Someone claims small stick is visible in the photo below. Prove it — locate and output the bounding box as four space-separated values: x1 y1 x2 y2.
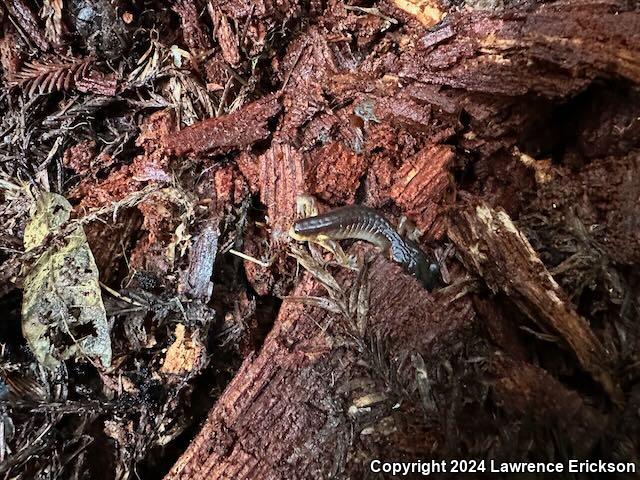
228 248 274 267
99 282 147 308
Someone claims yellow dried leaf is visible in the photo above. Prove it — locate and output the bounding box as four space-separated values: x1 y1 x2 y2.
22 193 112 370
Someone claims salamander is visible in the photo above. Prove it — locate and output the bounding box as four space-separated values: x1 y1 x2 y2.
290 205 440 291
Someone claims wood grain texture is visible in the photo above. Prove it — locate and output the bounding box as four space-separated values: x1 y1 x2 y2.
165 253 476 479
164 95 281 156
397 3 640 97
447 201 622 404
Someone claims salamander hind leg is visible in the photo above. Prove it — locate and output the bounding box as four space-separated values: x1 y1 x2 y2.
295 194 319 218
397 216 423 242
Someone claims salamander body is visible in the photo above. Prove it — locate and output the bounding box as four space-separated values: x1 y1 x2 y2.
290 205 440 291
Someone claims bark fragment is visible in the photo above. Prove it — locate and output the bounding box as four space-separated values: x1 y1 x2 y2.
2 0 50 51
173 0 212 52
212 10 241 66
390 144 453 237
164 95 282 156
306 141 368 205
178 221 219 302
161 324 207 378
72 110 174 210
258 142 306 239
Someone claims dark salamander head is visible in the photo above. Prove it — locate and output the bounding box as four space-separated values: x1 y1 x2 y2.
414 255 441 292
391 239 441 292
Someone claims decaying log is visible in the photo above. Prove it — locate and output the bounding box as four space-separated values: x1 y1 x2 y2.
164 244 609 478
398 2 640 97
447 201 622 404
165 253 477 479
490 357 608 458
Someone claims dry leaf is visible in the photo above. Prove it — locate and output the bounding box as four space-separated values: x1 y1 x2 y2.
41 0 64 46
21 192 112 370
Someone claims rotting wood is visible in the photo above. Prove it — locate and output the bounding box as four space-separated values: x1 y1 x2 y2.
178 220 219 301
306 141 368 206
1 0 639 477
164 252 478 479
164 94 282 156
397 2 640 97
164 246 612 479
490 357 608 458
389 143 453 239
258 142 306 240
2 0 50 51
172 0 212 52
447 201 623 404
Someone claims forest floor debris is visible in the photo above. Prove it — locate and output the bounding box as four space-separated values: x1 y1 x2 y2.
0 0 639 479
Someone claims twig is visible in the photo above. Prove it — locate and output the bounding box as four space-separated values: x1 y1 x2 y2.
228 248 274 268
100 282 148 308
215 76 234 116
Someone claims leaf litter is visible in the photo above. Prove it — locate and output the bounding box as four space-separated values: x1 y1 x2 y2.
0 0 639 478
21 192 111 370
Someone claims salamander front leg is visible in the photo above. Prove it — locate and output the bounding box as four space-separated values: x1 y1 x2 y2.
313 236 359 271
290 195 358 270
